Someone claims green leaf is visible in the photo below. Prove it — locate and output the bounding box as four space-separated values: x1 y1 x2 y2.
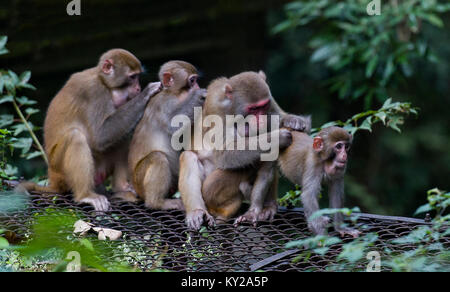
0 237 9 248
19 71 31 84
0 115 14 128
12 137 33 154
25 108 40 116
16 96 37 106
375 112 387 125
8 70 19 85
0 95 13 105
365 56 378 78
414 204 433 215
0 36 7 49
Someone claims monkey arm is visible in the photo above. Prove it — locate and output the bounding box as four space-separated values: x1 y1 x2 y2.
92 83 160 152
328 178 345 227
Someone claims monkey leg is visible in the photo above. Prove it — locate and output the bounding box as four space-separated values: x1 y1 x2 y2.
139 151 183 210
179 151 215 230
202 169 243 222
110 151 139 203
235 162 276 226
301 177 329 235
58 129 110 211
328 180 360 238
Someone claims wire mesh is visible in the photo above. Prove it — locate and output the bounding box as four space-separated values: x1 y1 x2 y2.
0 191 448 271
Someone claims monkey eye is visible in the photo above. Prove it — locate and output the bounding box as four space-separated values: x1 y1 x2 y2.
189 75 197 86
129 74 139 80
335 143 343 150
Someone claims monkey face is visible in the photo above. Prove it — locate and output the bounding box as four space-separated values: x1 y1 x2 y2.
324 140 351 177
126 73 142 100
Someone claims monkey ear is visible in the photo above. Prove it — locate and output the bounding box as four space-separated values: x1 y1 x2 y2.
258 70 267 81
162 72 174 88
102 59 114 75
313 137 324 152
224 84 233 99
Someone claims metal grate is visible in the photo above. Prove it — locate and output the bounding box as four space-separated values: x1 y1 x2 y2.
0 191 448 271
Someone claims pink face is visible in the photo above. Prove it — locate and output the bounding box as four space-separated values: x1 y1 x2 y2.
324 141 351 176
127 73 141 99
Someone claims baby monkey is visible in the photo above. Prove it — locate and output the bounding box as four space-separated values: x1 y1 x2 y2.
278 126 360 237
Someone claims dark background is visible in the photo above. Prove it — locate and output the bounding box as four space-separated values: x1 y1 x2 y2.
1 0 449 218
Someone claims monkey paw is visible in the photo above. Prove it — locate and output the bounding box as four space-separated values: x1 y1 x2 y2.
234 208 262 227
144 82 163 100
80 194 110 212
337 227 361 238
186 209 215 231
258 203 277 221
308 216 330 235
282 115 309 132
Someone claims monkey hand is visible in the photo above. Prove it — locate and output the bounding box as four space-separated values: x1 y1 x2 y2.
281 114 311 133
79 194 110 212
186 209 215 231
142 82 163 102
278 129 293 149
308 216 330 235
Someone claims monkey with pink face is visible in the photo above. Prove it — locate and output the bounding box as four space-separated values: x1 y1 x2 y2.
279 126 360 237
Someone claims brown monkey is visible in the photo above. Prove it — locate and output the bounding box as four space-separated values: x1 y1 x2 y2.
179 71 310 230
17 49 162 211
278 126 360 237
129 61 206 210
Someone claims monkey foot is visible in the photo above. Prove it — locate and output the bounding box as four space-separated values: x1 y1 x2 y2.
259 203 277 221
234 209 261 227
79 194 110 212
337 228 361 238
186 209 215 231
111 191 140 203
308 216 330 235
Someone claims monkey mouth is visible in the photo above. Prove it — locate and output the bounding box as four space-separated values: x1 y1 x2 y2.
335 161 346 168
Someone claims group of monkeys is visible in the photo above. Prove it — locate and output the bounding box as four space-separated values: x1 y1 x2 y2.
18 49 359 237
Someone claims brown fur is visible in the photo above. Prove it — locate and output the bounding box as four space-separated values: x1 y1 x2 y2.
180 71 308 230
278 126 358 237
129 60 205 210
17 49 161 211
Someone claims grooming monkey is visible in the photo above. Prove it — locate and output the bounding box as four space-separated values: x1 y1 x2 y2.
129 61 206 210
278 126 360 237
179 71 311 230
17 49 162 211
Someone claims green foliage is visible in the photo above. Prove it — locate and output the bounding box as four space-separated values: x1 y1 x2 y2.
314 98 418 136
273 0 450 108
0 129 18 181
0 36 47 167
284 188 450 271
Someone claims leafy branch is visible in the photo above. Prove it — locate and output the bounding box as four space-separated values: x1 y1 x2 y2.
313 98 418 136
0 36 48 165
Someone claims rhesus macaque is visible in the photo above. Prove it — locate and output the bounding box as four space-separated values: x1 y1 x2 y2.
129 61 206 210
278 126 360 237
179 71 311 230
17 49 162 211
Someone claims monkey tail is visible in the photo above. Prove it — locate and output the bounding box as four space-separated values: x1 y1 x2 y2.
14 181 57 196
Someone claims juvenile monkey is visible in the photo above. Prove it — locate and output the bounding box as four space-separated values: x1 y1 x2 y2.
129 61 206 210
17 49 162 211
179 71 310 230
278 126 360 237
